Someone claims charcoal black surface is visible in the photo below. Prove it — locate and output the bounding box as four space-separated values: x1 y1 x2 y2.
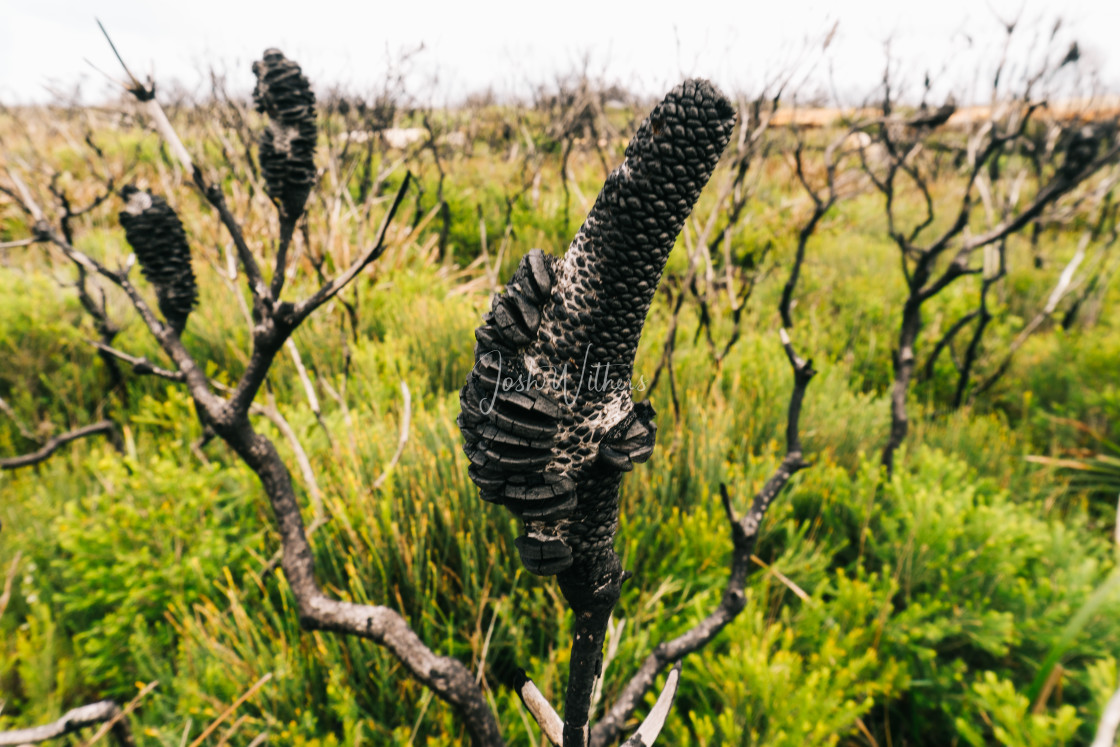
252 48 317 221
459 80 736 577
118 186 198 334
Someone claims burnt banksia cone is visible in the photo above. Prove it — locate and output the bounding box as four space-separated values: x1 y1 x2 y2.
252 49 317 223
1058 124 1102 179
119 186 198 334
459 80 736 580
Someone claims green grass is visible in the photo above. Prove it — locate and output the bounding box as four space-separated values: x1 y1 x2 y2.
1 103 1119 746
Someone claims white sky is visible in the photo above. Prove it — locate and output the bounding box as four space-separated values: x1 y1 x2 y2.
1 0 1118 106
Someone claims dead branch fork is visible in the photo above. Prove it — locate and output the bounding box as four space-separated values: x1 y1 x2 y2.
859 81 1120 474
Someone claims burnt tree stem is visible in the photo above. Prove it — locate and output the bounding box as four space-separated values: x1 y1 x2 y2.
882 294 921 474
271 217 297 300
559 555 624 747
216 420 504 745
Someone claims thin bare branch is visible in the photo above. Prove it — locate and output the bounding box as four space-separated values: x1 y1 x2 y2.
0 701 129 747
99 24 267 309
371 380 412 491
0 421 115 470
590 330 815 747
5 167 46 222
90 341 185 382
289 172 411 326
922 310 980 380
780 126 851 328
514 671 565 746
972 227 1094 398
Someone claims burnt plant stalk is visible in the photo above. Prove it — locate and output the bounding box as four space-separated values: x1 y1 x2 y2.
460 79 735 746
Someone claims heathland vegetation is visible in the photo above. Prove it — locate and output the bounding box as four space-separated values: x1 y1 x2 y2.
2 30 1120 746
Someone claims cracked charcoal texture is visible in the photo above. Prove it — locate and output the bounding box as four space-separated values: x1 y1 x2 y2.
459 79 735 577
253 49 317 221
118 186 198 334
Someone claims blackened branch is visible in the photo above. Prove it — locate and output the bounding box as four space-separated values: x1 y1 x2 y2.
288 172 411 326
922 309 980 380
89 341 187 382
780 127 852 329
0 420 116 470
197 176 269 310
219 424 503 745
589 330 815 747
41 173 126 394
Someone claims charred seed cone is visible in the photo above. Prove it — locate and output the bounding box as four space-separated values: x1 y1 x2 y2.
1058 124 1106 179
119 186 198 334
252 48 317 221
459 79 736 578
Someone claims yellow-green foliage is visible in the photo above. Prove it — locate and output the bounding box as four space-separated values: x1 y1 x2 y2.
1 103 1118 746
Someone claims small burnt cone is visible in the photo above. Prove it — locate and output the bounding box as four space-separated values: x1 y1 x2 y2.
1058 124 1104 179
118 186 198 334
252 48 317 221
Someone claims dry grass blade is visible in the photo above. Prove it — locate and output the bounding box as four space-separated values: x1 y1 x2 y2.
371 379 411 491
187 673 273 747
78 680 158 747
750 554 813 603
0 552 21 622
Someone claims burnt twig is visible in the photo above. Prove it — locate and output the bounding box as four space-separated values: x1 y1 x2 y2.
589 329 815 747
0 421 116 470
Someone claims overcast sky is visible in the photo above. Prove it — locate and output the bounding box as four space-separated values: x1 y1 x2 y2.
1 0 1117 106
